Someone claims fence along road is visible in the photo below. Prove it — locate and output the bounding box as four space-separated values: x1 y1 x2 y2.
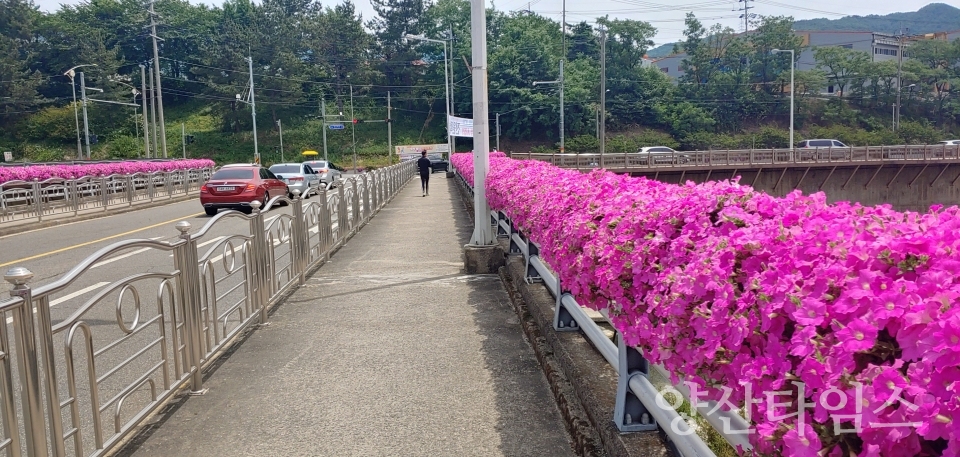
0 161 415 457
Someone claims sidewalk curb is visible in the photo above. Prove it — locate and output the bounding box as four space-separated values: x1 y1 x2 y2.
0 194 199 237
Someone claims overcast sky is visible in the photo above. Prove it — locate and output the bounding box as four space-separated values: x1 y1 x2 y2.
31 0 941 46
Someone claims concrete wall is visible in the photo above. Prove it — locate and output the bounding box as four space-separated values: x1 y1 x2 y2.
631 163 960 212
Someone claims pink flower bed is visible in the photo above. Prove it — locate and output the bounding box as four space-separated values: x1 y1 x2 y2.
453 153 960 457
449 151 505 187
0 159 215 185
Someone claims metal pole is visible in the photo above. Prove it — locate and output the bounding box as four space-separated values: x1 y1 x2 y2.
277 119 284 162
788 50 794 157
470 0 493 245
443 41 451 159
387 91 393 164
559 59 564 154
149 66 158 158
496 112 500 151
247 56 259 163
321 99 328 162
149 1 168 158
140 64 150 158
895 33 904 131
70 75 83 158
80 72 92 159
182 123 186 159
600 26 606 166
134 102 141 156
350 84 357 172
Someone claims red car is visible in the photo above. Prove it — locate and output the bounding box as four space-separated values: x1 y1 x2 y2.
200 165 288 216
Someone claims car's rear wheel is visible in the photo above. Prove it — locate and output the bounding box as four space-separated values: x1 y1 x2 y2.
204 207 218 216
263 191 270 208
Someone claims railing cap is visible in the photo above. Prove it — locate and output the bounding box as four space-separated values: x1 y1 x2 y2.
251 200 261 211
4 267 33 286
175 221 192 235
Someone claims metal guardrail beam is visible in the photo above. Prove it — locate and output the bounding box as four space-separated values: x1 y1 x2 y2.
516 144 960 171
0 161 417 457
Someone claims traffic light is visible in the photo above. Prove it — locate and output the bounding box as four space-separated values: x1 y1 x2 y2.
186 135 195 144
352 118 363 124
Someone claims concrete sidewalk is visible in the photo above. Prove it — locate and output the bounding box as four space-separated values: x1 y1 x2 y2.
118 174 575 456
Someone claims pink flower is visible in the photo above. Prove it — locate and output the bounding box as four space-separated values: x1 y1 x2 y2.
835 318 878 353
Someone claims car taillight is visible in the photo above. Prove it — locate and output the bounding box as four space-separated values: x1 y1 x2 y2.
245 184 256 192
201 184 209 193
288 177 303 182
319 168 328 173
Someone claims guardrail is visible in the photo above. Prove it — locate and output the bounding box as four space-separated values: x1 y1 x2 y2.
0 168 214 224
0 160 416 457
516 143 960 170
454 169 750 457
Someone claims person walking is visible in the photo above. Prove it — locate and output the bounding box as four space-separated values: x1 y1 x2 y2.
417 150 432 197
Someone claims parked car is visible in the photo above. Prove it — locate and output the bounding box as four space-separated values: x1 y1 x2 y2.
303 160 343 186
797 139 849 160
269 163 321 198
428 154 449 173
636 146 689 165
939 140 960 146
200 164 288 216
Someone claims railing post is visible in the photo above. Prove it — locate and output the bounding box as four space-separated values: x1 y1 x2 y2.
32 179 42 222
553 274 578 331
338 183 347 239
613 332 657 432
319 188 332 260
291 190 307 285
363 174 371 221
525 239 542 283
166 172 173 199
148 173 155 202
4 267 50 457
126 175 134 206
351 179 360 232
173 222 208 395
70 178 79 216
100 176 109 211
245 201 269 322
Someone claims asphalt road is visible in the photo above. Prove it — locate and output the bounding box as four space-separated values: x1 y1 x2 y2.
0 188 354 456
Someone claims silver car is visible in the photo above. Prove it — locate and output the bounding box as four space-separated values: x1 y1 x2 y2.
637 146 689 165
268 163 322 198
303 160 343 186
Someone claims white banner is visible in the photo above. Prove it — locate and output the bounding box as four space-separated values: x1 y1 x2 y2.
396 144 451 161
447 115 474 138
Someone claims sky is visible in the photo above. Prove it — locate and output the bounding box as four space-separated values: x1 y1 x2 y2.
31 0 944 46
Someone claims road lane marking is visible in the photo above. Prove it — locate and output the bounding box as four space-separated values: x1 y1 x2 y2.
6 281 110 324
0 213 203 268
91 237 164 268
0 199 200 240
197 236 225 248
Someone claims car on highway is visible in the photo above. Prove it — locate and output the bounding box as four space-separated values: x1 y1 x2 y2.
636 146 689 165
428 154 449 173
797 139 849 160
939 140 960 146
303 160 343 186
269 163 321 198
200 164 288 216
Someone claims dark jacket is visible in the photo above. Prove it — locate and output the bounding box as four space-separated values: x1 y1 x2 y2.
417 157 432 175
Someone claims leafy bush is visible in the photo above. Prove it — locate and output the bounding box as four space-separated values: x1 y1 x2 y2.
896 120 942 145
19 105 79 143
566 134 599 153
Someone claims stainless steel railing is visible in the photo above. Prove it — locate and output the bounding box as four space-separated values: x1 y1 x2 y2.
517 143 960 170
454 169 750 457
0 168 214 224
0 160 416 457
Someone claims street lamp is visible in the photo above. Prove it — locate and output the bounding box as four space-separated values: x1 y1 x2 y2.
534 60 564 154
405 34 452 157
64 64 97 158
771 49 794 159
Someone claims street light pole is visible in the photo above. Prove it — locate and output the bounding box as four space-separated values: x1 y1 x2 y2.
405 34 452 158
64 64 96 159
469 0 493 246
79 72 92 159
772 49 794 159
350 84 357 172
140 64 150 158
245 56 259 164
600 25 606 166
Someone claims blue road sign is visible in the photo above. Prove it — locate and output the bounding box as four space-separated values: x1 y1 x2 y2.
328 124 345 130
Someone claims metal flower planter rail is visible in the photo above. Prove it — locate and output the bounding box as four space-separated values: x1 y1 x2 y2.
454 170 748 457
0 168 214 224
0 161 415 457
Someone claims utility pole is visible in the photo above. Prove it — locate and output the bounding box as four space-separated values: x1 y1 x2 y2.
147 0 167 157
469 0 493 245
387 91 393 165
894 29 905 131
80 72 92 159
321 99 329 162
738 0 752 32
181 123 186 159
600 25 606 166
140 64 150 158
533 60 564 153
350 85 357 172
562 0 566 59
246 56 259 164
277 119 284 162
148 64 158 158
